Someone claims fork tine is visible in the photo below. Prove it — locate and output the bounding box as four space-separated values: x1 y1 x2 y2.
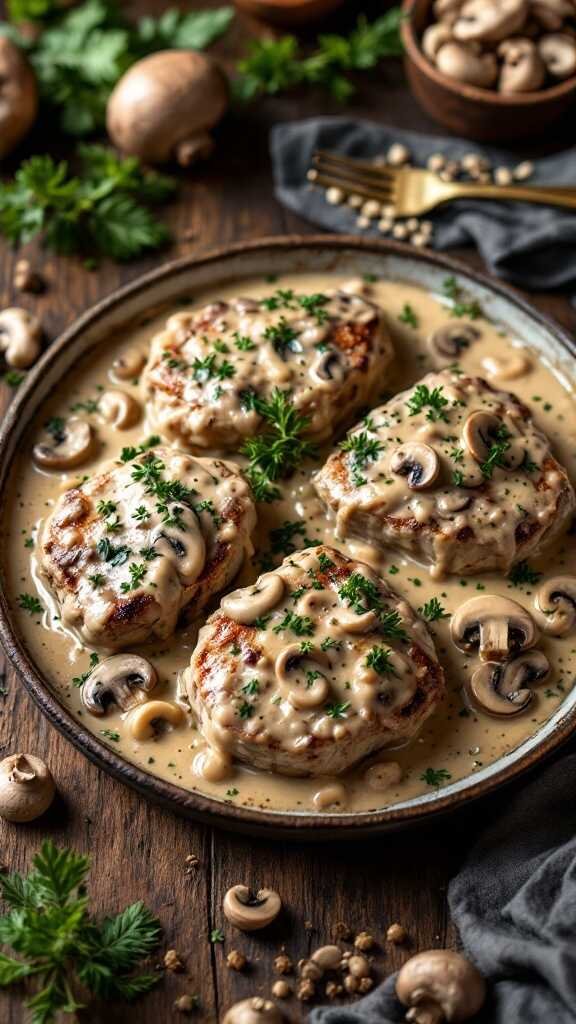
314 150 393 183
311 171 394 207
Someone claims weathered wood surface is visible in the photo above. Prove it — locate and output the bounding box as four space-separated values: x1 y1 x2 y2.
1 2 575 1020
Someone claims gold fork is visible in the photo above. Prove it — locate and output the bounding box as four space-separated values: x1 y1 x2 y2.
311 150 576 218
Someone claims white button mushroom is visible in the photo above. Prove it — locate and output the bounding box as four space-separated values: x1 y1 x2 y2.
223 885 282 931
451 594 538 662
498 38 546 93
539 33 576 78
106 50 229 167
0 307 43 369
98 389 141 429
396 949 486 1023
0 37 38 160
33 418 95 471
0 753 56 822
222 997 284 1024
435 42 499 87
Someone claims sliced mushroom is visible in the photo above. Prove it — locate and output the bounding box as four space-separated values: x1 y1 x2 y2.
275 644 330 709
462 411 523 469
451 595 538 662
468 649 549 716
151 506 206 581
437 491 471 517
128 700 185 740
453 0 528 43
428 323 480 362
33 418 95 470
223 997 284 1024
111 347 146 380
396 949 486 1024
0 307 42 369
423 21 454 60
309 349 345 387
223 885 282 931
435 41 499 86
221 574 285 625
82 654 158 716
499 38 546 92
535 575 576 636
539 33 576 78
532 0 574 30
390 443 440 490
98 389 141 429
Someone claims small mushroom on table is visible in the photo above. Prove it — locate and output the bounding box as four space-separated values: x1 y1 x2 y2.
33 418 95 471
468 649 550 715
396 948 486 1024
0 308 43 369
81 654 158 716
534 575 576 636
451 595 538 662
223 885 282 931
0 753 56 823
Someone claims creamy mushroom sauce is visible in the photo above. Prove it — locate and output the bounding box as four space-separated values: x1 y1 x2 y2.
4 273 576 815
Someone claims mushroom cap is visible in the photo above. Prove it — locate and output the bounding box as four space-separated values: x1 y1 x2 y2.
221 573 285 625
33 417 95 470
223 885 282 931
428 323 480 362
106 49 229 166
390 442 440 490
498 37 546 92
462 411 523 469
423 21 455 60
436 41 499 86
453 0 528 43
222 997 284 1024
539 33 576 78
535 575 576 636
0 37 38 160
450 594 538 662
0 752 56 823
82 654 158 716
396 949 486 1023
468 649 550 715
274 643 330 709
0 307 43 369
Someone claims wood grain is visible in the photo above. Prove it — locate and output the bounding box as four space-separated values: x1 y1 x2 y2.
1 1 575 1021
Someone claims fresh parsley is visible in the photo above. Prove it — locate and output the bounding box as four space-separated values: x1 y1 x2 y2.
480 425 511 479
419 597 449 621
508 561 541 587
398 303 419 328
72 651 99 687
272 612 315 637
338 572 406 641
0 147 176 263
406 384 449 423
17 593 42 615
442 276 482 320
235 9 404 102
241 388 317 502
340 431 383 486
324 701 351 719
365 645 395 675
0 840 160 1022
420 767 452 788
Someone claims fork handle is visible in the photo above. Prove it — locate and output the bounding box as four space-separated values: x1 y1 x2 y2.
443 183 576 210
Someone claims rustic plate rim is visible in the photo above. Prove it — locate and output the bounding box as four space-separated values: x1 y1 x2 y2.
1 233 575 839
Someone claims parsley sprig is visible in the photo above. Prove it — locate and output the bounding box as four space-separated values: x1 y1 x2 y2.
442 276 482 320
0 840 160 1023
406 384 449 423
338 572 406 641
241 389 317 502
480 425 511 479
340 431 383 486
0 147 175 262
235 9 404 102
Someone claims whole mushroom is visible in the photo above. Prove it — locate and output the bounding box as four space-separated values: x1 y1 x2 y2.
106 50 229 167
222 997 284 1024
422 21 455 59
539 33 576 77
396 949 486 1024
0 753 56 822
435 42 499 86
0 37 38 160
223 885 282 931
0 307 42 369
453 0 528 43
498 37 546 91
532 0 575 31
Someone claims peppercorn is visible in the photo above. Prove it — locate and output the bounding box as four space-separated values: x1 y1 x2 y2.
274 952 293 975
354 931 374 952
386 922 407 944
226 949 247 971
297 979 315 1002
164 948 184 972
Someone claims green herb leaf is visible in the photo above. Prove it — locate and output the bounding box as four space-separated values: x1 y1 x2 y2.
241 389 317 503
419 597 449 622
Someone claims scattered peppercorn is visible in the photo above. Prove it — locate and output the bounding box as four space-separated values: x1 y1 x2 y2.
354 931 374 952
271 979 291 999
386 922 407 944
274 952 293 974
164 948 184 972
358 976 374 993
226 949 247 972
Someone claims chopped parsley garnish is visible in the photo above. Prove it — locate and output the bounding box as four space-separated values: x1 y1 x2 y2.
119 436 161 463
317 552 335 572
264 317 301 357
241 679 260 696
87 573 106 589
237 701 254 720
18 593 42 614
100 729 120 742
241 388 317 502
120 563 147 593
320 636 341 652
300 640 314 654
420 767 452 788
340 431 383 485
132 505 150 522
233 332 255 351
338 572 406 641
96 538 132 566
406 384 449 423
192 353 236 383
419 597 449 621
139 546 161 562
253 615 271 631
44 417 66 443
508 561 541 587
24 537 34 549
324 701 351 719
71 397 99 414
442 276 482 320
273 612 315 637
211 928 225 943
96 500 117 517
72 652 99 687
365 645 395 675
452 469 465 487
480 425 511 479
226 788 239 798
398 303 418 328
4 370 25 388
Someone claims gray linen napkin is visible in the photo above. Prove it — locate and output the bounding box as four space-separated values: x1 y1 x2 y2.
271 118 576 294
309 750 576 1023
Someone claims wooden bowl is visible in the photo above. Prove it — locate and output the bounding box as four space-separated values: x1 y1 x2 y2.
233 0 345 27
401 0 576 141
1 236 576 839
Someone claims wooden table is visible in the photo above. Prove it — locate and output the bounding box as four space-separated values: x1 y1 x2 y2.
1 3 575 1021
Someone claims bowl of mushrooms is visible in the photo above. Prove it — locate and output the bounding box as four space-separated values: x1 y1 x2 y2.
401 0 576 141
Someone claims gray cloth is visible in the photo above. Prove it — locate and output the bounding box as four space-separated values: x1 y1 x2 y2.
271 118 576 294
310 751 576 1023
